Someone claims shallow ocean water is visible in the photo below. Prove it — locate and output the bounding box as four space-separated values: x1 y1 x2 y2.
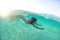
0 10 60 40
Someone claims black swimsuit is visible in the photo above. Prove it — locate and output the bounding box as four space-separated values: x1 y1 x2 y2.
28 17 37 24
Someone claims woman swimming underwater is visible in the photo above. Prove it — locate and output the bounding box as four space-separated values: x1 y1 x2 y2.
27 17 44 30
9 14 44 30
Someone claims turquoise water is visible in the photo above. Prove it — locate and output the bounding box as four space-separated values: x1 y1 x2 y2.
0 10 60 40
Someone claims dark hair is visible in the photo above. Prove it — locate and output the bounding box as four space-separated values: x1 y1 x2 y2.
31 17 37 21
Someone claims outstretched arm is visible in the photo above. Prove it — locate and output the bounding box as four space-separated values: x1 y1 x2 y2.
35 22 42 26
32 24 44 30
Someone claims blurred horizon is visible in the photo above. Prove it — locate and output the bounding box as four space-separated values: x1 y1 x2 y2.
0 0 60 17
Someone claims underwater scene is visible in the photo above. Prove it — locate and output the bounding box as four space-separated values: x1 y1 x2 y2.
0 10 60 40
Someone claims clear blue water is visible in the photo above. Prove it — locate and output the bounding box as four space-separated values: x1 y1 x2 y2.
0 10 60 40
